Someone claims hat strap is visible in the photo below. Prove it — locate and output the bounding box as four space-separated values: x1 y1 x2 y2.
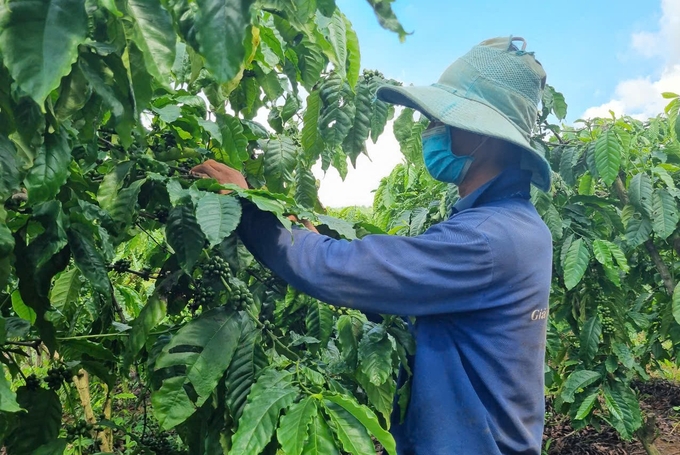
510 37 527 51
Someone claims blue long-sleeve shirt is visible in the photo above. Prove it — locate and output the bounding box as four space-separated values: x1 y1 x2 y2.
237 168 552 454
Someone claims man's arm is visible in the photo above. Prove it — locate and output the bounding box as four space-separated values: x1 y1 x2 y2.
238 203 493 316
192 160 493 316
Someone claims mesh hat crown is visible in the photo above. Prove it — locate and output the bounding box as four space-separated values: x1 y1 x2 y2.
376 36 552 191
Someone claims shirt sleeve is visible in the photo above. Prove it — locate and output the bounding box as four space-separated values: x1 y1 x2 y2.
237 202 494 316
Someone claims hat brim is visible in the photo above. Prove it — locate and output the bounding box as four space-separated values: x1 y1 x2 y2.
376 84 552 191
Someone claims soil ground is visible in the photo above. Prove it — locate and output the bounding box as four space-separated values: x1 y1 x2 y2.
544 379 680 454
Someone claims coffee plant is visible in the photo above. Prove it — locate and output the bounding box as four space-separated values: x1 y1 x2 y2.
0 0 413 453
373 88 680 448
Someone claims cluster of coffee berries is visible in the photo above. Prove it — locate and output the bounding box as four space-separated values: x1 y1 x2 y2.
44 365 71 390
111 259 131 273
598 306 616 334
204 256 232 280
330 306 351 316
362 69 385 82
190 282 215 312
25 374 41 391
229 282 254 310
66 420 94 441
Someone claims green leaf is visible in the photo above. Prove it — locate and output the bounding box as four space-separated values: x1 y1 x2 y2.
0 135 19 200
305 301 334 348
625 216 652 248
302 89 324 162
324 394 396 455
323 400 375 455
152 307 241 429
301 410 339 455
12 290 36 324
364 0 408 41
594 130 621 186
336 315 359 368
60 339 116 362
317 215 357 240
151 104 181 123
97 161 134 212
195 193 242 247
628 173 653 217
127 293 167 364
109 179 146 227
5 388 62 454
79 53 135 143
592 239 612 268
592 239 625 286
551 91 568 120
277 396 318 455
194 0 252 83
0 368 21 413
67 224 111 297
562 238 590 290
294 166 318 209
297 42 326 92
574 391 599 420
344 16 360 89
224 319 268 421
651 188 678 239
343 80 372 167
604 382 642 439
0 208 14 258
611 342 635 369
542 203 563 240
356 371 394 427
358 324 393 386
369 82 391 144
231 369 299 454
560 370 601 403
558 147 579 186
325 11 347 78
579 316 601 362
54 60 92 121
126 0 176 85
261 136 298 193
49 267 81 310
216 113 249 168
319 72 354 149
165 202 206 274
603 240 629 273
24 129 71 203
672 282 680 325
0 0 88 105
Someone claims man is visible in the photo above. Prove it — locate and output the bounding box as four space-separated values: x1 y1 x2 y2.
192 36 553 454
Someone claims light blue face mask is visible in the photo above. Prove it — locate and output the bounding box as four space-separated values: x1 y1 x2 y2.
421 124 487 185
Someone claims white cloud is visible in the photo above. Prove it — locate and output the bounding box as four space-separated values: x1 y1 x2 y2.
583 0 680 119
314 121 404 207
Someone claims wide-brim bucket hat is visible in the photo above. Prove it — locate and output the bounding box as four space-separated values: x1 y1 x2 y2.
376 36 552 191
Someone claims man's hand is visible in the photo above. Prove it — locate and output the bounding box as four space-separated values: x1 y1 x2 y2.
190 159 248 190
191 160 318 233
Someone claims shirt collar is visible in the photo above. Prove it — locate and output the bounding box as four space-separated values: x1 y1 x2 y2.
451 168 532 215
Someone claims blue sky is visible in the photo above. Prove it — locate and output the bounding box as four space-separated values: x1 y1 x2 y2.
337 0 666 121
314 0 680 206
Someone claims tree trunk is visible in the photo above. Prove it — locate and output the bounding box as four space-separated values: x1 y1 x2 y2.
72 369 113 453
